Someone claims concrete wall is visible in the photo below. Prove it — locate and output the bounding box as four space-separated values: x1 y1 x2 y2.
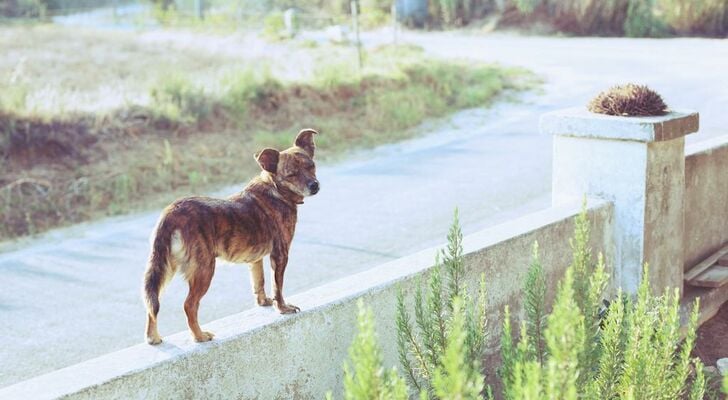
683 135 728 272
0 200 614 400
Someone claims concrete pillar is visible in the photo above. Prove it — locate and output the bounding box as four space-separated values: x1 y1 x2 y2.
541 107 699 295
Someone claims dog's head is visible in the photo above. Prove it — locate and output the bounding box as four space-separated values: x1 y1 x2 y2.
255 129 320 198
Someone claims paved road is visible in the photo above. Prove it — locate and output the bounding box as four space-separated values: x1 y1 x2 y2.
2 32 727 387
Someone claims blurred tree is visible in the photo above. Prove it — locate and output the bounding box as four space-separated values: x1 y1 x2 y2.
149 0 176 11
0 0 46 17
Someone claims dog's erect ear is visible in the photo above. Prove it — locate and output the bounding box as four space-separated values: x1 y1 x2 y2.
254 148 280 174
294 128 317 158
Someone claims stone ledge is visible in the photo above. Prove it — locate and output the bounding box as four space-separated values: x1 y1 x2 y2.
686 134 728 157
0 200 614 400
540 107 698 142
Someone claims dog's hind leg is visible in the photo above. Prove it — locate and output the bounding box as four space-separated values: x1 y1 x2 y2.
143 233 176 345
184 258 216 342
249 259 273 307
143 217 184 345
144 265 163 344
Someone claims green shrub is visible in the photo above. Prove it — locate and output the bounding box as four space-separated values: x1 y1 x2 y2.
328 300 408 400
514 0 539 14
395 210 489 398
262 12 285 40
431 297 487 400
333 202 707 400
331 297 488 400
150 72 211 123
313 60 362 90
223 67 281 117
0 84 29 113
523 242 547 364
501 204 705 399
623 0 666 37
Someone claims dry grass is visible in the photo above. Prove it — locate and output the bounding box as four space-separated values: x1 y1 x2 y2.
588 84 667 116
0 26 538 241
0 25 319 114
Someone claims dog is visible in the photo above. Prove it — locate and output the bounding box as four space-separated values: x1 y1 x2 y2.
142 129 319 345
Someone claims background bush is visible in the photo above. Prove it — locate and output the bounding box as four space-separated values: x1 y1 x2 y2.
5 0 725 36
449 0 728 36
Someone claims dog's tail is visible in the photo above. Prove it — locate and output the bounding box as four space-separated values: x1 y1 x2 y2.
142 215 175 323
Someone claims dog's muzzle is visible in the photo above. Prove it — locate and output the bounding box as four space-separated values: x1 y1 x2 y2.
308 180 320 195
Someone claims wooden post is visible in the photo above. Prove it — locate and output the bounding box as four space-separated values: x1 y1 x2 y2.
112 0 119 25
236 0 242 29
391 2 398 45
195 0 204 20
351 0 363 71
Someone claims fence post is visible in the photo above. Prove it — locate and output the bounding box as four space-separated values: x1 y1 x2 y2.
112 0 119 25
391 2 398 45
350 0 363 71
195 0 204 20
542 107 699 295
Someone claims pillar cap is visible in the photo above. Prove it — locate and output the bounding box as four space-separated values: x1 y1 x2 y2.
540 107 698 142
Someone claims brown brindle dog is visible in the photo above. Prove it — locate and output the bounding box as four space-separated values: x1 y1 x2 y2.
142 129 319 345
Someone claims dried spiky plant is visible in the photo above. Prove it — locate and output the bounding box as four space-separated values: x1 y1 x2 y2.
588 84 668 116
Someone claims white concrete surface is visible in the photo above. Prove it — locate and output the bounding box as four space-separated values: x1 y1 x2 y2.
547 109 697 293
540 107 698 142
0 201 614 400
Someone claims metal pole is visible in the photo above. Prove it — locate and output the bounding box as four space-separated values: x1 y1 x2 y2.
351 0 363 71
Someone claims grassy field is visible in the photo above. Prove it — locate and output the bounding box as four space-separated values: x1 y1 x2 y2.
0 25 538 241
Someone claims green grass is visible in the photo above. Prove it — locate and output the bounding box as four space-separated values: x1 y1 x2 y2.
0 44 538 241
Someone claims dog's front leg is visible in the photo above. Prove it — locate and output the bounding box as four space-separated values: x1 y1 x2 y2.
249 259 273 307
270 244 300 314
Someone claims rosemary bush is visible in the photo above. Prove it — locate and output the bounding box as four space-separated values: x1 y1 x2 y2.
333 205 708 400
330 210 489 400
396 210 489 398
330 300 408 400
501 205 705 399
333 298 488 400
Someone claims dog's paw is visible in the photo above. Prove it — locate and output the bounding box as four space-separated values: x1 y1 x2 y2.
146 335 163 345
256 297 274 307
275 302 301 314
193 331 215 343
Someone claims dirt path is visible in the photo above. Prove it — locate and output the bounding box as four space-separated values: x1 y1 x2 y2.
2 31 728 388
